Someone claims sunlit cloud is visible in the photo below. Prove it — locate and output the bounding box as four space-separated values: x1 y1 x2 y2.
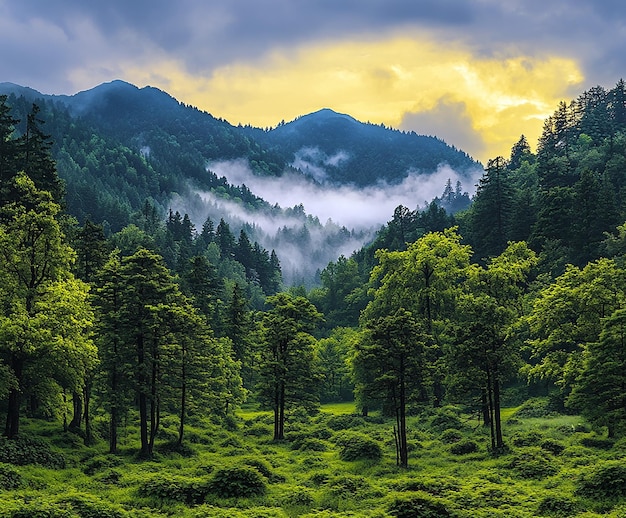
124 35 584 163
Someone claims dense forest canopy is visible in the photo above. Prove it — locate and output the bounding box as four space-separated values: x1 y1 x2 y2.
3 79 626 516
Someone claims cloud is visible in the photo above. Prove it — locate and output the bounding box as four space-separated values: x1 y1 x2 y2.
4 1 623 163
205 159 481 232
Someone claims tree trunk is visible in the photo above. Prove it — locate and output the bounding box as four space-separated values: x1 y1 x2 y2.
69 391 82 430
109 405 118 454
493 373 504 451
178 362 187 445
481 388 491 427
83 382 93 446
5 357 22 438
398 372 408 468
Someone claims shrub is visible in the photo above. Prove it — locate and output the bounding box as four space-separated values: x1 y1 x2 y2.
387 492 453 518
155 439 197 457
575 461 626 499
449 439 479 455
281 486 315 507
0 435 65 468
429 409 463 431
244 423 272 437
82 455 123 475
240 457 273 479
138 474 210 504
209 466 266 498
57 493 125 518
439 429 463 444
0 463 22 490
324 474 371 498
580 435 614 450
10 501 73 518
326 415 363 431
540 439 565 455
334 432 382 461
537 495 580 516
508 448 558 479
292 437 328 452
389 476 460 495
511 430 543 447
512 397 558 418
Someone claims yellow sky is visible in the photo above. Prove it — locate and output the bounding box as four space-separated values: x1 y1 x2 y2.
126 36 584 164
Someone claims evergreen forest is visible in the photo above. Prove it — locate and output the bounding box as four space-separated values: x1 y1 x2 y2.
3 80 626 517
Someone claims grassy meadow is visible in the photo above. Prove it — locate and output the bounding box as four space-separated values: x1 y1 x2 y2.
1 398 626 517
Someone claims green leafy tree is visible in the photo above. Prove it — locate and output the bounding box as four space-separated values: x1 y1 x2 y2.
257 293 322 440
0 173 96 438
569 309 626 437
353 309 427 467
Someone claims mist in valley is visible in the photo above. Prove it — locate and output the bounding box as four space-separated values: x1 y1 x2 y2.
172 158 482 286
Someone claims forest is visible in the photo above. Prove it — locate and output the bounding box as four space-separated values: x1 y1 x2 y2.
2 81 626 516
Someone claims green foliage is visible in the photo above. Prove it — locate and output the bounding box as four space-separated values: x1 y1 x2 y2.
0 463 23 490
439 428 463 443
579 435 615 450
209 466 266 498
138 474 210 504
537 495 580 517
507 448 558 479
575 461 626 499
387 491 453 518
334 431 383 461
56 493 125 518
449 439 479 455
0 435 65 468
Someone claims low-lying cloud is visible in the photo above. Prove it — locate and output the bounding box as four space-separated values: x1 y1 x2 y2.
173 159 482 285
206 158 481 232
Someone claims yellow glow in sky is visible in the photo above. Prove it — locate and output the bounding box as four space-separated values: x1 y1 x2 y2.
125 36 584 164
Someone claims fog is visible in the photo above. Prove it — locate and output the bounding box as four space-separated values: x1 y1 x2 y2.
172 159 483 285
206 158 481 231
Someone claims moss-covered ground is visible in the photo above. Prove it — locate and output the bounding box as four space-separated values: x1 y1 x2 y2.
1 399 626 517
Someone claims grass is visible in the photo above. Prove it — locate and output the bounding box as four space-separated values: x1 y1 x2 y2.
1 401 625 517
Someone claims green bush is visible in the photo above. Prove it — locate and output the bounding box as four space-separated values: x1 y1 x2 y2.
537 495 580 516
0 463 22 490
10 501 73 518
575 461 626 499
326 415 363 431
540 439 565 455
82 455 123 475
334 432 382 461
209 466 266 498
429 409 463 431
389 476 459 495
511 430 543 447
439 428 463 444
292 437 328 452
579 435 614 450
281 486 315 507
324 474 371 498
138 474 210 504
57 493 125 518
512 397 558 418
508 448 558 479
387 491 453 518
449 439 479 455
0 435 65 468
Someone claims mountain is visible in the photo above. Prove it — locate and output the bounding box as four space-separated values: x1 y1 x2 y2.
0 80 480 284
245 108 480 185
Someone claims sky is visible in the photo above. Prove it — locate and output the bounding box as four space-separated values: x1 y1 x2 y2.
1 1 624 164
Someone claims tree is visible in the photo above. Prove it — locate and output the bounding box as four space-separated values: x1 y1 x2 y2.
257 293 322 440
0 95 19 207
0 173 96 438
448 242 537 451
568 309 626 437
353 309 427 467
526 258 626 397
19 103 65 204
364 228 472 406
470 156 513 260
